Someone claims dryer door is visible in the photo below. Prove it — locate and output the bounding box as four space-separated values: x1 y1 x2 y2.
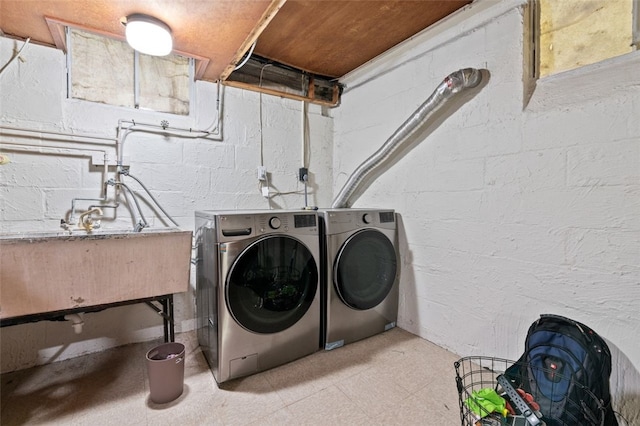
334 229 397 310
226 235 318 334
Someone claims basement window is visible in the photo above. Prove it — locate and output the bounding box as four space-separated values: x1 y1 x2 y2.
66 27 192 115
534 0 638 78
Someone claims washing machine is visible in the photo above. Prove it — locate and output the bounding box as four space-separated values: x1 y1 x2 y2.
195 210 321 383
319 208 399 350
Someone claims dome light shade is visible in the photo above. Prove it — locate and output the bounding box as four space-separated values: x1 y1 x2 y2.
125 14 172 56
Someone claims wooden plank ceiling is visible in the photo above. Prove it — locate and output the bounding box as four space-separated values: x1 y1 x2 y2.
255 0 472 78
0 0 282 82
0 0 471 82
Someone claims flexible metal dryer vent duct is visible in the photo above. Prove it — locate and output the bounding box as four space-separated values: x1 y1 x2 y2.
331 68 483 209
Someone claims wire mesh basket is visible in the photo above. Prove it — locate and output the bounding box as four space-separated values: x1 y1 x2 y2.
454 356 606 426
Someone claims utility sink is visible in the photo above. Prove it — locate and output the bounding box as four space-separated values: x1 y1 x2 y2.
0 228 192 319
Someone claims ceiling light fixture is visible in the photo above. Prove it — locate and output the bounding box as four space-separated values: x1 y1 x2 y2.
124 14 172 56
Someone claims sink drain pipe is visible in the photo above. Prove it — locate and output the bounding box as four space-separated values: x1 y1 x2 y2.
331 68 483 209
63 313 85 334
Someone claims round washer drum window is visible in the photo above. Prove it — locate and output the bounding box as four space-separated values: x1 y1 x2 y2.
226 235 318 334
334 229 397 310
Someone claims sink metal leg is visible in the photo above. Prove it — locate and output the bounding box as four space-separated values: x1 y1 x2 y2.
145 295 175 343
163 295 175 342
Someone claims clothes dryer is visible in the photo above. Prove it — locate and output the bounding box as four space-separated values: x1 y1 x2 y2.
319 208 399 350
195 210 321 383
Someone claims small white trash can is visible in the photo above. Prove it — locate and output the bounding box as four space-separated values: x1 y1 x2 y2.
146 342 185 404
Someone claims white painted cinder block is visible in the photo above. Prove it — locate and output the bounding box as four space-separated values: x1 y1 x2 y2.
567 140 640 187
565 228 640 275
485 149 566 190
0 41 66 125
183 140 234 170
0 153 83 188
122 133 185 165
0 186 45 222
334 2 639 421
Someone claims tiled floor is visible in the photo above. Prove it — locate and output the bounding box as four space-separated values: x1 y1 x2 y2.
1 328 464 425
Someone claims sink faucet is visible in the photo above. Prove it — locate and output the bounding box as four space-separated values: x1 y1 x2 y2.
78 208 103 232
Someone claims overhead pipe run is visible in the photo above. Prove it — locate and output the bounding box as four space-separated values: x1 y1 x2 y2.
331 68 484 209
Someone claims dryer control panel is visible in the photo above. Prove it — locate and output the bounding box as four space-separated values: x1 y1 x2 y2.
321 209 396 235
356 210 395 227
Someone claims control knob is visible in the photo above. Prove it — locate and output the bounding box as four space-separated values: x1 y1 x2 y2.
269 216 282 229
362 213 372 224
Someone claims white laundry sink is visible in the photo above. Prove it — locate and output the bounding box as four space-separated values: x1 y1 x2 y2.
0 228 192 319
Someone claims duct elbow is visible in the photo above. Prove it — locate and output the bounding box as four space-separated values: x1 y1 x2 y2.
462 68 483 88
448 68 483 93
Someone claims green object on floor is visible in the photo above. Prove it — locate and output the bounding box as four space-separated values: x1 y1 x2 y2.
465 388 507 418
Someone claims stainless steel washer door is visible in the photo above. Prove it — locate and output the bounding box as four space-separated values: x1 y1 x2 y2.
226 235 318 334
334 229 397 310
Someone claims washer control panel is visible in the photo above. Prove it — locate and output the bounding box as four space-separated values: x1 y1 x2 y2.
212 211 319 239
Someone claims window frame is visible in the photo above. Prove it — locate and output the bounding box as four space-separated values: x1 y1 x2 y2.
634 0 640 49
524 0 640 109
45 16 207 116
64 26 194 115
532 0 638 79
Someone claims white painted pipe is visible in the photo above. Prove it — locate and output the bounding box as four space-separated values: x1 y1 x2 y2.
0 125 116 144
63 313 85 334
0 143 111 201
0 141 111 158
115 81 224 166
301 101 307 168
0 37 31 76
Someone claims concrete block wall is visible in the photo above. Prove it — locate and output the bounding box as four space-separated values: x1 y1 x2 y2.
0 36 333 372
333 1 639 421
1 3 638 421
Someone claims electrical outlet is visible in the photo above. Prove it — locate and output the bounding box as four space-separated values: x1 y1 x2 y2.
298 167 308 182
257 166 267 181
